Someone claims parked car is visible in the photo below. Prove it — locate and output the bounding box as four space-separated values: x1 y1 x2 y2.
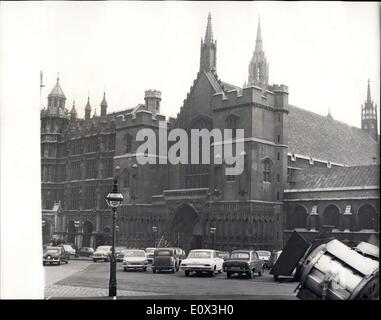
115 249 129 262
172 247 186 265
43 246 69 266
115 246 127 256
268 250 282 269
93 245 112 262
180 249 224 277
152 248 179 273
257 250 271 269
59 244 76 257
145 247 155 264
78 247 94 257
122 249 148 272
223 250 264 278
217 251 230 261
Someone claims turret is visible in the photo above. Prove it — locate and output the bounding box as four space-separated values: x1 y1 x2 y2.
47 74 66 115
144 89 161 116
70 100 77 121
100 92 108 118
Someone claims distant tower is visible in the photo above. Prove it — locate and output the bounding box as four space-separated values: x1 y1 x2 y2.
200 13 217 72
47 74 66 115
327 107 333 120
248 18 269 88
361 80 378 141
100 91 108 118
144 89 161 116
70 100 77 121
85 96 91 120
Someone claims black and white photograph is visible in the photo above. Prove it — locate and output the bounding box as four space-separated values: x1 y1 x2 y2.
0 1 379 304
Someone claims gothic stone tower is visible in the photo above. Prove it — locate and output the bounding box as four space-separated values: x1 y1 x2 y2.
200 12 217 72
248 18 269 88
361 80 378 141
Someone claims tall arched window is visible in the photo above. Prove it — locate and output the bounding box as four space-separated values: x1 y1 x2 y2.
225 114 239 139
185 116 213 188
262 158 272 182
286 206 308 229
124 134 133 153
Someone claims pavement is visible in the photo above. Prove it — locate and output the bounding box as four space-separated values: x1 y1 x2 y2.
44 260 298 299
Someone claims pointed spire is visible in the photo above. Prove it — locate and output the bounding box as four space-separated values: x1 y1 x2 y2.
70 100 77 114
101 91 107 107
204 12 213 44
93 107 97 118
367 79 372 103
85 96 91 110
49 73 65 97
327 106 333 120
255 17 263 52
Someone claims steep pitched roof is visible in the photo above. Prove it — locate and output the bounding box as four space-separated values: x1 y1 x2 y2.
49 78 65 98
289 165 379 189
287 104 379 166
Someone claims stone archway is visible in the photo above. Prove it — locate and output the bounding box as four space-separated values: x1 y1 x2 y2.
82 221 93 247
170 203 203 252
287 205 308 229
358 204 378 230
323 204 340 229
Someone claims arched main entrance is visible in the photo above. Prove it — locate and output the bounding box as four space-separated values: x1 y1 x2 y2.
82 221 93 247
170 203 203 251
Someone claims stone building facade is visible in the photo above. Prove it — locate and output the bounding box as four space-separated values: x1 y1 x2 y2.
41 14 379 251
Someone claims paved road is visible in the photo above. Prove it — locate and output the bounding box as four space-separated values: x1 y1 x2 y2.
45 260 298 299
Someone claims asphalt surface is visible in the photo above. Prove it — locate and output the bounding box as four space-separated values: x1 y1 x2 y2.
45 260 298 299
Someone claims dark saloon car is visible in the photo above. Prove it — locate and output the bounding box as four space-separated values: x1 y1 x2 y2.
223 250 264 278
43 246 69 266
152 248 178 273
78 247 95 257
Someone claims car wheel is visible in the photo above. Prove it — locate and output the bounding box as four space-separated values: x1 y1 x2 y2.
227 271 232 279
247 271 253 279
274 275 278 282
185 270 190 277
57 261 61 266
43 261 46 266
258 270 262 276
143 267 147 272
123 267 127 272
93 259 97 262
171 268 175 273
153 268 156 273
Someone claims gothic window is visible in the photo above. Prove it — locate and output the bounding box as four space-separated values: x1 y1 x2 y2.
69 187 80 210
226 114 239 139
358 204 378 230
226 163 235 182
108 135 115 150
123 169 130 188
84 186 96 209
263 158 271 182
323 205 340 229
185 116 213 189
124 134 133 153
86 137 98 153
85 159 97 179
103 158 113 178
70 161 81 180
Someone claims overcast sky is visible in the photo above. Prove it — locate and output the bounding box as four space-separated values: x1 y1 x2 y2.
1 1 380 128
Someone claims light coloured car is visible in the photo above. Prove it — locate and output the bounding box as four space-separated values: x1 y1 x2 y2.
93 245 112 262
257 250 271 268
145 247 155 264
180 249 224 277
60 244 76 256
123 249 148 272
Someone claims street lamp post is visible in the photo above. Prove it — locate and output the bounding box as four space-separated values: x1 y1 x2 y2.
106 166 124 298
210 227 216 249
152 226 157 247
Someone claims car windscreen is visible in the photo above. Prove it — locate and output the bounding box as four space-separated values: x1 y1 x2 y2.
155 250 173 256
45 249 60 254
124 251 145 257
146 249 155 253
187 251 212 259
257 251 270 257
96 246 111 252
230 252 250 259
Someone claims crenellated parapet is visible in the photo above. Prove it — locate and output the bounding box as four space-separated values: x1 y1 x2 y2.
114 109 169 129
